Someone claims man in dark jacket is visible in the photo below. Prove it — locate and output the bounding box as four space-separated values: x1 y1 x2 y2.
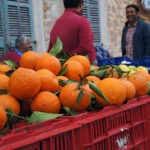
121 4 150 60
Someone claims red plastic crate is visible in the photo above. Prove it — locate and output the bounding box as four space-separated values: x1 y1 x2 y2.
61 111 98 122
0 96 149 150
138 95 150 149
77 97 150 150
0 119 82 150
16 124 82 150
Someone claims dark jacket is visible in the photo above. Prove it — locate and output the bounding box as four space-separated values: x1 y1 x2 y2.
121 18 150 60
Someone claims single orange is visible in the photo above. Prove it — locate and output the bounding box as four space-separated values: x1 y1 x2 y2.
0 64 12 74
128 73 148 96
59 82 91 111
85 75 100 85
36 69 58 92
9 67 41 100
36 53 61 75
119 78 136 100
0 74 9 91
0 107 7 130
0 94 20 115
62 60 84 81
137 71 150 82
20 50 38 70
69 55 91 76
31 91 61 113
93 78 126 106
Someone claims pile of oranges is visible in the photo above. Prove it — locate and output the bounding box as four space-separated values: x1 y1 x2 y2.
0 51 150 131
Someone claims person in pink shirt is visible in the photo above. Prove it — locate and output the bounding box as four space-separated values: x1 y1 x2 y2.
0 34 31 67
48 0 96 64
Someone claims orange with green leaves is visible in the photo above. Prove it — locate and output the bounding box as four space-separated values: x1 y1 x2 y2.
59 82 91 111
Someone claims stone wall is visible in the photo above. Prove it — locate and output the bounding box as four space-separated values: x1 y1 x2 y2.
43 0 64 49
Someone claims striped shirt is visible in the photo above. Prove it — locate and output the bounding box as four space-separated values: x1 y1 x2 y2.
125 26 136 59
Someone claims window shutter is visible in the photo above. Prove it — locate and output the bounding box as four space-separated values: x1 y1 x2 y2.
0 2 5 58
83 0 101 45
7 0 33 47
2 0 34 52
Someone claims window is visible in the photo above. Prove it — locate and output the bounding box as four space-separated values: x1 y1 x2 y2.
83 0 101 45
0 0 34 58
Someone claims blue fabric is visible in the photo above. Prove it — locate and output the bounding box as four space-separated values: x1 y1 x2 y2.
121 18 150 60
95 46 110 60
14 48 23 56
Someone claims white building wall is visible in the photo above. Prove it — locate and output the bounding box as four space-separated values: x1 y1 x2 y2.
32 0 46 52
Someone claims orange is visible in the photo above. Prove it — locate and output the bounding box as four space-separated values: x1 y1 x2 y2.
128 73 148 96
69 55 91 75
137 71 150 82
0 64 12 74
0 95 20 115
85 75 100 85
59 82 91 111
20 50 38 70
36 53 61 75
0 107 7 130
0 74 9 91
36 69 58 92
9 67 41 100
62 60 84 81
82 84 93 95
31 91 61 113
93 78 126 106
119 78 136 100
36 52 48 58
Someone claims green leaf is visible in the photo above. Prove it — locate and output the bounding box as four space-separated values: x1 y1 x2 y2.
6 108 28 120
50 37 62 56
54 90 60 95
6 108 16 116
89 66 96 72
89 69 108 78
62 106 76 116
59 66 68 76
112 65 129 73
26 111 63 124
3 60 16 69
87 96 102 111
89 81 110 104
76 90 83 105
58 79 77 87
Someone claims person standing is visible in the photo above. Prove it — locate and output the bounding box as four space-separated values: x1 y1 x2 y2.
48 0 96 64
121 4 150 60
0 34 31 67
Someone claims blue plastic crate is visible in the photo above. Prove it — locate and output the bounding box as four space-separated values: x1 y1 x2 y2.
138 57 150 72
111 56 134 65
139 57 150 67
97 58 113 66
